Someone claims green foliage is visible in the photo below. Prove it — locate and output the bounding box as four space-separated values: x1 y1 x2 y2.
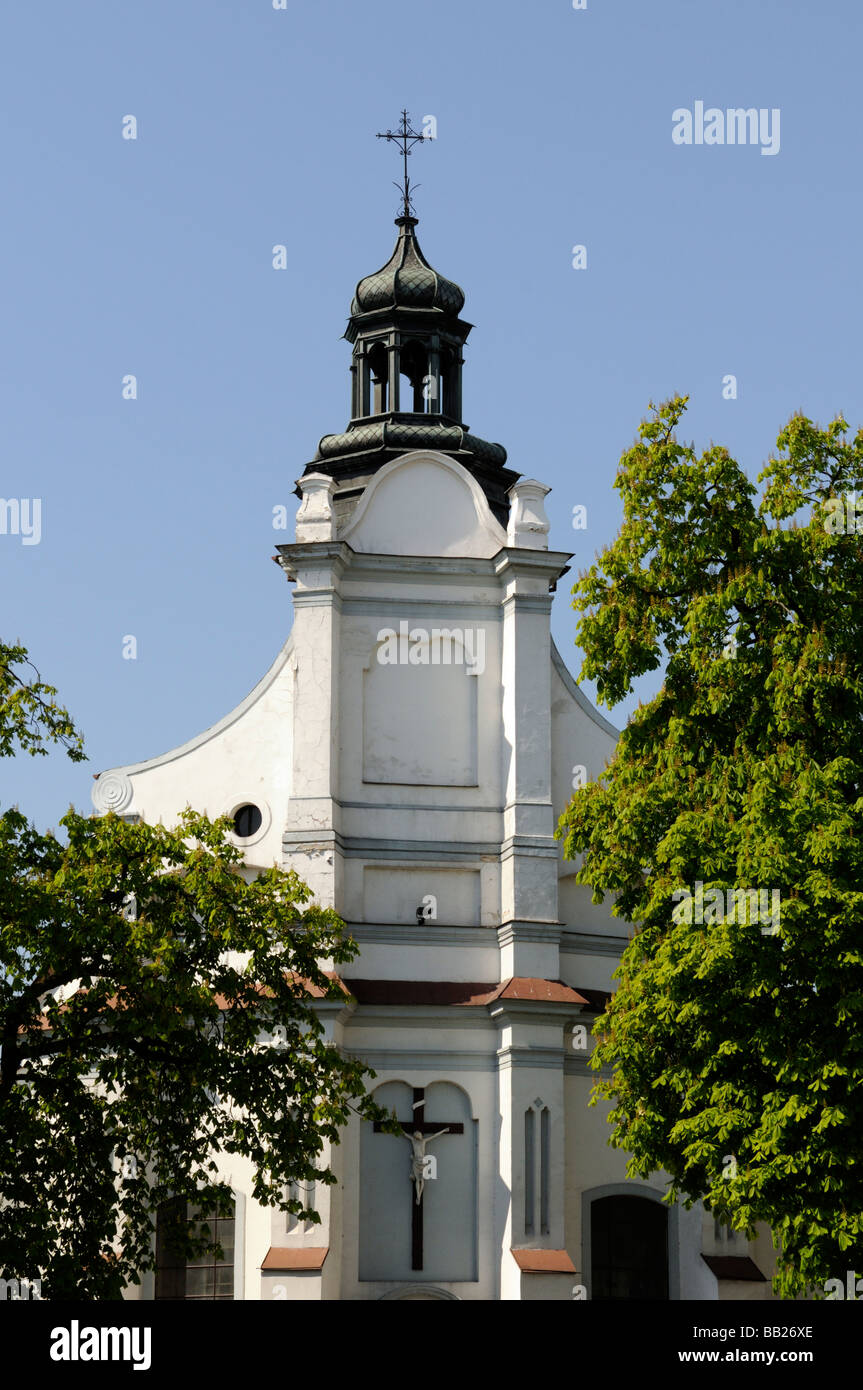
0 644 394 1299
0 642 85 763
557 397 863 1298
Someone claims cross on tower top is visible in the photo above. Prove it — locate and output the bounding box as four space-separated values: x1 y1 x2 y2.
376 109 431 218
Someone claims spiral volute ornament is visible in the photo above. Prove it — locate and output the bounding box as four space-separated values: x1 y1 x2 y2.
91 771 134 815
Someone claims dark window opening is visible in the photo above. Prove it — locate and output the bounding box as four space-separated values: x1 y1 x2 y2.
400 339 431 412
591 1194 668 1300
439 346 458 418
367 342 389 414
233 804 262 838
524 1108 535 1236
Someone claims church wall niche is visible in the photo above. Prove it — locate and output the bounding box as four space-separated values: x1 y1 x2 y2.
362 865 481 927
358 1080 477 1285
284 1178 316 1234
523 1101 552 1238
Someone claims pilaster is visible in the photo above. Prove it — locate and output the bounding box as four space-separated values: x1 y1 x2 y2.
276 537 348 909
496 547 570 930
492 1000 578 1300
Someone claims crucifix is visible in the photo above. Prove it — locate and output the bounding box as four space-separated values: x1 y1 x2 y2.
376 109 432 219
374 1086 463 1271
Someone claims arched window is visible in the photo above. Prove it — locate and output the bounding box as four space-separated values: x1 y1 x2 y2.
154 1196 235 1300
524 1100 551 1237
439 345 459 418
399 338 430 412
367 342 388 414
285 1179 316 1234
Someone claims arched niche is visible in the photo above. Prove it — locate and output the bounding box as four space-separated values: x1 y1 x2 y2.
359 1080 478 1285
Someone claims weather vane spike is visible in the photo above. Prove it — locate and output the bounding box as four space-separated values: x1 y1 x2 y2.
376 109 430 218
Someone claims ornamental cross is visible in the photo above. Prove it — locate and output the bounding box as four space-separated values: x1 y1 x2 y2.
376 109 431 218
374 1086 463 1271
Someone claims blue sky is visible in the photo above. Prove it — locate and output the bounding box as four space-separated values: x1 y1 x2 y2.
2 0 860 830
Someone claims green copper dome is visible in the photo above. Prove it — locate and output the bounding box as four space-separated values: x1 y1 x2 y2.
351 216 465 317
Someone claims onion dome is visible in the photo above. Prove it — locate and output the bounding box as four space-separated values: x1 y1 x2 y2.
351 216 465 318
298 210 519 526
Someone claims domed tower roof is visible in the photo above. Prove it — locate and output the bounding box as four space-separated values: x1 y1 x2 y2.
351 215 465 318
297 112 518 527
296 208 517 527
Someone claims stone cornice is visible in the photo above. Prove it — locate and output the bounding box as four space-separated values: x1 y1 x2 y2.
489 999 586 1025
345 1006 494 1029
349 924 494 947
497 922 562 948
274 540 351 584
560 930 630 957
493 547 572 577
496 1044 566 1069
284 828 502 860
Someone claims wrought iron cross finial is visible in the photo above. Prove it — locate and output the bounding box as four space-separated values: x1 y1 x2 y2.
376 109 430 218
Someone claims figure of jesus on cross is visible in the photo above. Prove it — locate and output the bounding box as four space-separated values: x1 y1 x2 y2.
405 1127 450 1205
374 1086 463 1270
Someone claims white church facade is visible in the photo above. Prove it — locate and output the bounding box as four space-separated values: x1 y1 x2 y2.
94 204 778 1302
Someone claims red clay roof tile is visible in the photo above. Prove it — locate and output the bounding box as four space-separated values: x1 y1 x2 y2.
261 1247 328 1271
511 1249 576 1274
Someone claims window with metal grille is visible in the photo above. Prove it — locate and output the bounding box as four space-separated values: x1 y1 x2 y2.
154 1197 235 1300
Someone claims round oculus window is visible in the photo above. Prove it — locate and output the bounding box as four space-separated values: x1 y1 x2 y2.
232 803 263 838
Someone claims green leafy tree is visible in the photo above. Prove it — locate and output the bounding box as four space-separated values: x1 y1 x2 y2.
557 398 863 1298
0 642 392 1299
0 643 84 762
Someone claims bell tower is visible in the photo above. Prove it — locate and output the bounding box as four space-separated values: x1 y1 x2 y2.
347 211 469 426
298 113 519 526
